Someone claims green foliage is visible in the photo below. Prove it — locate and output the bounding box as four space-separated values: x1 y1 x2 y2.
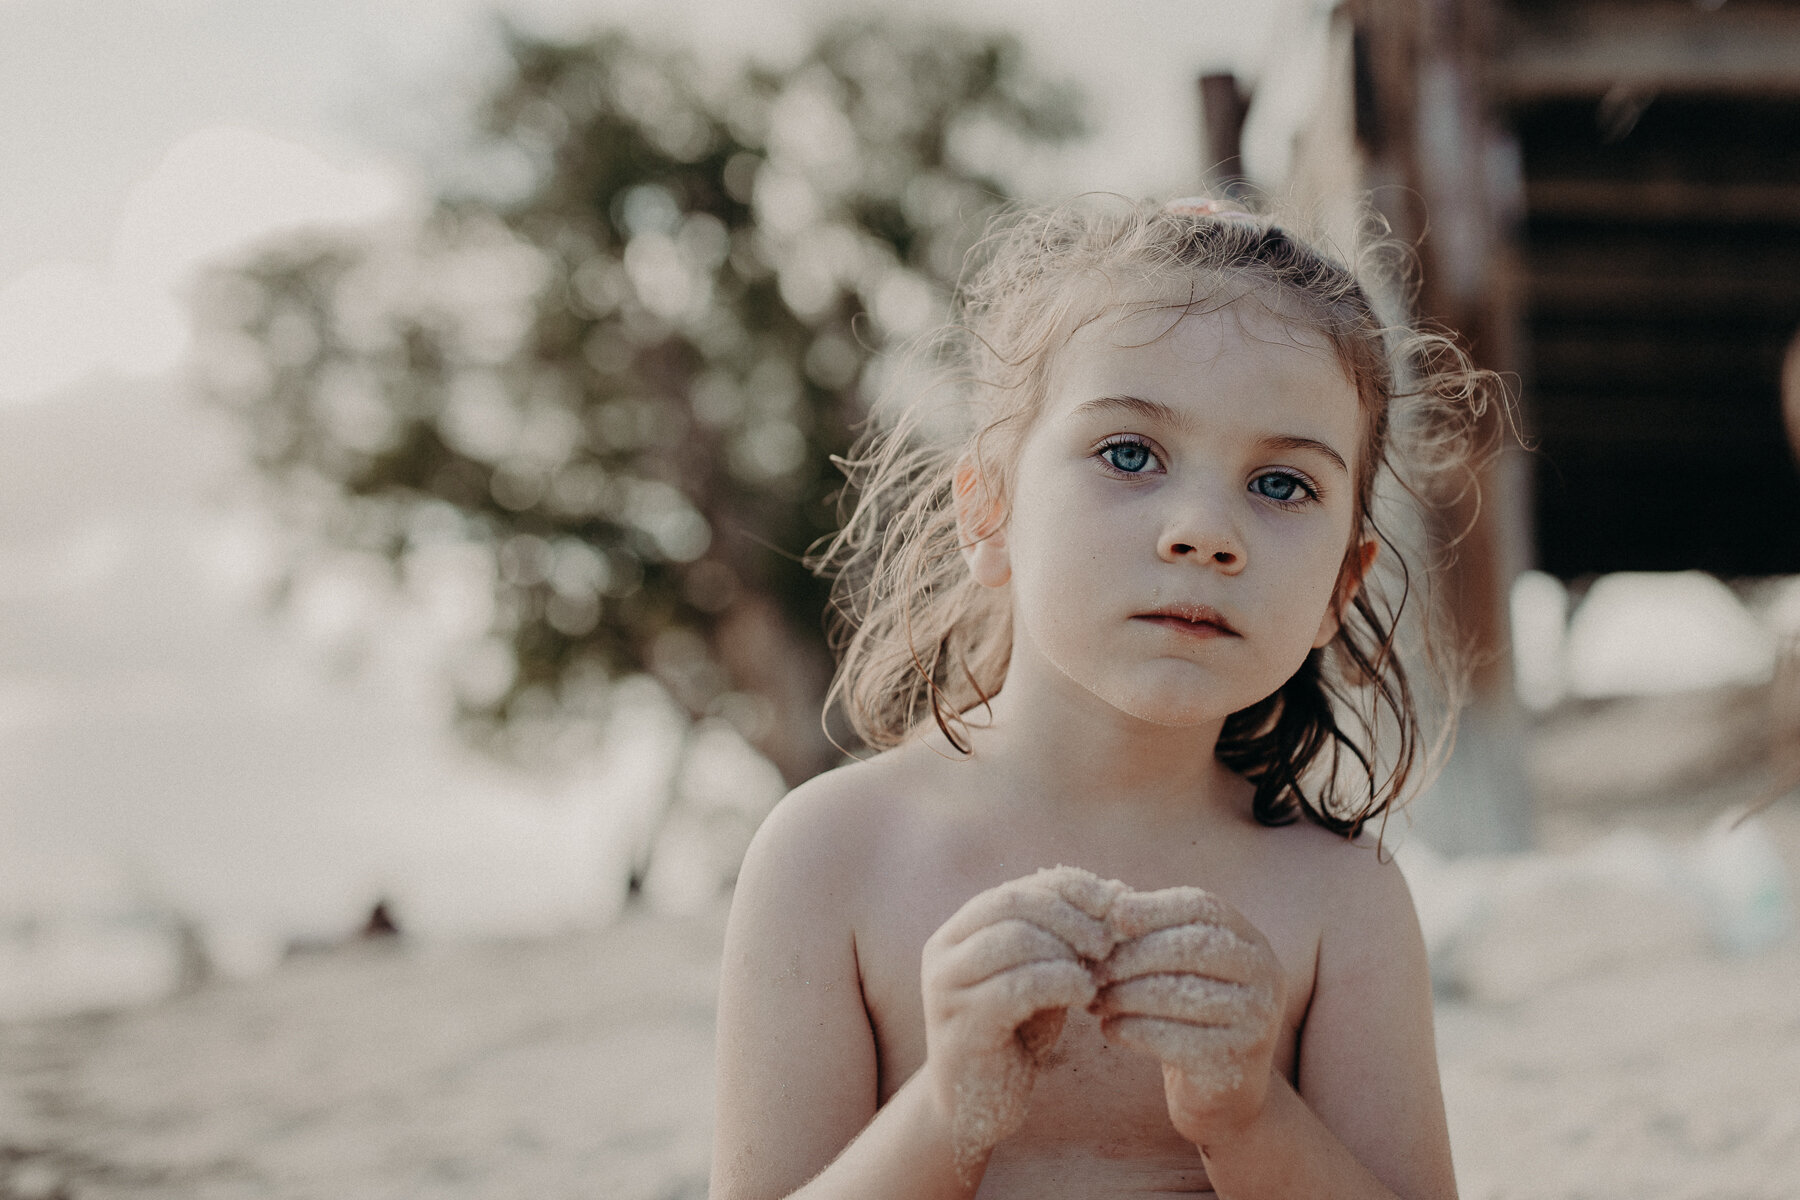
193 18 1081 782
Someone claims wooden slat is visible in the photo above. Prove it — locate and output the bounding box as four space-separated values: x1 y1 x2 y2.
1527 179 1800 224
1527 271 1800 317
1522 236 1800 316
1497 3 1800 99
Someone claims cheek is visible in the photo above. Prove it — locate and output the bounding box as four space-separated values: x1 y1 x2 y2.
1264 528 1353 635
1275 504 1351 572
1006 452 1100 557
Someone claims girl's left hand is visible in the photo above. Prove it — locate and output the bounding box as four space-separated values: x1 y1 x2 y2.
1091 887 1286 1149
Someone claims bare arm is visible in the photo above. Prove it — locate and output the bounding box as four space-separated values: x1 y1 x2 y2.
710 779 1112 1200
709 779 891 1199
1196 853 1458 1199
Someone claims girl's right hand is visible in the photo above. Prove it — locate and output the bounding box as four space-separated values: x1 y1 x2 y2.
918 866 1124 1179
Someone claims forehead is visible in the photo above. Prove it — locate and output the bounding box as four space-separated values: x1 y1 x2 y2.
1048 295 1361 441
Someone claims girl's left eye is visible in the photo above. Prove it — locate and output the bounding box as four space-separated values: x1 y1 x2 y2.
1250 471 1317 504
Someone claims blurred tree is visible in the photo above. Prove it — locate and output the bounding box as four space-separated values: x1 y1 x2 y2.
192 19 1082 786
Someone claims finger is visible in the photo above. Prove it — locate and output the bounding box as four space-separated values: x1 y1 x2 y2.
1031 865 1129 922
935 919 1081 990
962 958 1099 1036
1092 973 1268 1026
1100 1014 1256 1077
1098 923 1269 987
1107 886 1247 943
935 882 1113 962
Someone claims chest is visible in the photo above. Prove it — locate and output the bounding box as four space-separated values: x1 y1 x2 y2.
851 815 1322 1118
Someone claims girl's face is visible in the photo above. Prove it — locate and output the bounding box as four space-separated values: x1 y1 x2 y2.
964 296 1366 729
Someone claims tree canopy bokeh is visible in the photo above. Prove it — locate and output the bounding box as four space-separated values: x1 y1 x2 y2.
192 19 1082 785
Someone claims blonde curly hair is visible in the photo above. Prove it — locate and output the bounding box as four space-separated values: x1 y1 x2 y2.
814 195 1503 836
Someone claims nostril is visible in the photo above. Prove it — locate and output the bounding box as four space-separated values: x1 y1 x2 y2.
1213 550 1235 564
1172 542 1195 555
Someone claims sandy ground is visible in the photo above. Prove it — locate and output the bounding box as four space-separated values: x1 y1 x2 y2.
6 848 1798 1200
4 691 1800 1200
0 908 727 1200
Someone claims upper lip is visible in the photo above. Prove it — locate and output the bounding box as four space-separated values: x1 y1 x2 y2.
1136 602 1240 635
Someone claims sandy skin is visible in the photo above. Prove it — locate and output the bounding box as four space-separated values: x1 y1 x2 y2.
926 865 1288 1177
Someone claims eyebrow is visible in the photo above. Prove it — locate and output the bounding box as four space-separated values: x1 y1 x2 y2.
1071 394 1351 476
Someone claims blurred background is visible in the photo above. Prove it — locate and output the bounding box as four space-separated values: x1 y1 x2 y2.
1 1 1798 1197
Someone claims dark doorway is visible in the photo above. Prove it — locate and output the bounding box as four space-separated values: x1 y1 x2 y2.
1512 93 1800 577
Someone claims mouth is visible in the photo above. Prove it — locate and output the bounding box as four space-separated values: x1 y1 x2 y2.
1133 603 1240 638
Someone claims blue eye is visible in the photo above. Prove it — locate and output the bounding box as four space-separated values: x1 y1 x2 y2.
1251 471 1315 504
1100 439 1157 473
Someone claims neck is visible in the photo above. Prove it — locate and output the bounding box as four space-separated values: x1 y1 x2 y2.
957 646 1244 822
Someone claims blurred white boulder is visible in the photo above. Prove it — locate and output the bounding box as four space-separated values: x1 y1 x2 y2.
1509 569 1570 711
1565 571 1775 698
1761 575 1800 643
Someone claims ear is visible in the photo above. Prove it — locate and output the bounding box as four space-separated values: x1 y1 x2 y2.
954 461 1011 589
1313 537 1379 649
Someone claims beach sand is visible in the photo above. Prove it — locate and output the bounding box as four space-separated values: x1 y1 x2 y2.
4 853 1797 1200
0 908 727 1200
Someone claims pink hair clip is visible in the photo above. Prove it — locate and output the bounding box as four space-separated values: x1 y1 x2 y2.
1162 196 1259 223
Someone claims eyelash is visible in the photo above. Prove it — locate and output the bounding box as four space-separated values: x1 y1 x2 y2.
1092 435 1325 509
1251 469 1324 510
1096 435 1161 476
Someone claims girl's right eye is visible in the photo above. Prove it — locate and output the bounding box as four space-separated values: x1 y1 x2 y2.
1098 438 1161 474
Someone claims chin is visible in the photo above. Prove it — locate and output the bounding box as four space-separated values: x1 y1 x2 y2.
1099 679 1240 729
1040 648 1266 729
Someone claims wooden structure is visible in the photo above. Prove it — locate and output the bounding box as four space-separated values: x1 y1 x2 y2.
1496 1 1800 578
1334 0 1800 578
1205 0 1800 851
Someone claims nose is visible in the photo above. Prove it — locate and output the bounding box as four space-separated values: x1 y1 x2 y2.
1159 491 1245 572
1163 537 1243 570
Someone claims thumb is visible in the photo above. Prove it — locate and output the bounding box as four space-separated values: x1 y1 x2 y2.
1016 1006 1070 1063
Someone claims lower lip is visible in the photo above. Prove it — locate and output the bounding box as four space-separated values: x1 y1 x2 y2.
1134 615 1237 639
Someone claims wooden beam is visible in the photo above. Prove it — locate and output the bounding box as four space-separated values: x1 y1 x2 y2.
1526 257 1800 315
1197 72 1250 197
1498 3 1800 98
1527 179 1800 225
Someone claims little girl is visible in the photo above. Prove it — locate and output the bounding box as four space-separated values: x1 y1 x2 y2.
709 196 1493 1199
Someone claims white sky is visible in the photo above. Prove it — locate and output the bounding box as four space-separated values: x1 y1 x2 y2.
0 0 1292 403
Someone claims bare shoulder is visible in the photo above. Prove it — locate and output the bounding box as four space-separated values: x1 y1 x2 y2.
1246 817 1417 932
1314 826 1421 951
732 744 938 926
743 748 909 866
